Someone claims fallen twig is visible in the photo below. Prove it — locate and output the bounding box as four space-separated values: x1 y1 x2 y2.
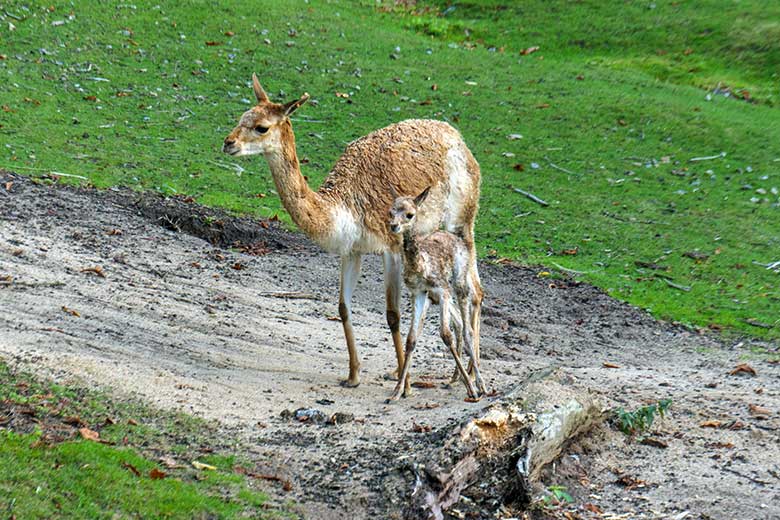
720 466 769 486
259 291 319 300
662 278 691 292
512 187 548 207
544 157 578 176
0 164 88 180
0 280 65 288
208 159 245 176
689 152 726 162
551 262 589 275
752 260 780 272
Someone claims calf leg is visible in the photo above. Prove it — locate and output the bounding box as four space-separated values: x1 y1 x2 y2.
440 293 478 399
459 295 487 396
387 292 428 402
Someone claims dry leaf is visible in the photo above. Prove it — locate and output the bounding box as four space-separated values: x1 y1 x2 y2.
536 103 550 109
583 503 603 514
748 404 771 416
224 31 235 36
335 92 350 98
411 421 432 433
326 316 341 322
513 163 524 171
729 363 756 377
149 468 167 480
159 456 180 469
602 362 620 369
63 415 86 427
79 427 100 441
707 441 734 449
81 266 106 278
640 437 668 449
122 461 141 477
411 381 435 389
106 229 123 236
411 402 440 410
127 418 138 426
615 475 646 490
520 46 540 56
699 420 722 428
192 461 217 471
561 247 578 256
62 306 81 317
464 396 481 403
431 84 438 91
205 41 221 46
4 181 13 191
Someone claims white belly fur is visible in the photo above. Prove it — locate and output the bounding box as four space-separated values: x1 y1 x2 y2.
321 204 386 255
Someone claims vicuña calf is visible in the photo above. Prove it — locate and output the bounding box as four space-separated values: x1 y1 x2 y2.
386 188 486 402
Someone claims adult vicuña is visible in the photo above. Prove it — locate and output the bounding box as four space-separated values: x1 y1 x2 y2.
386 188 487 401
222 75 483 387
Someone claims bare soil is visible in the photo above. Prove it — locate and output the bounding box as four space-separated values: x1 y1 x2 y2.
1 172 778 520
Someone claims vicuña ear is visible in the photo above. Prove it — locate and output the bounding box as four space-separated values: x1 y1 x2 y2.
283 93 310 117
388 184 399 199
414 186 431 206
252 73 269 103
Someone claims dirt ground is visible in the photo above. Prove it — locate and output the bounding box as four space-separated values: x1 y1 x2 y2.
1 172 778 520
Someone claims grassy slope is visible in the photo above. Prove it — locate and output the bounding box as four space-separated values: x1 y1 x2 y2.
0 363 280 519
0 0 777 338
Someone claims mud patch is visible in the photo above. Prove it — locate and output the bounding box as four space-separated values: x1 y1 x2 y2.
1 172 779 519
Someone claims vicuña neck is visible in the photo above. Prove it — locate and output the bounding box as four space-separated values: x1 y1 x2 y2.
402 230 420 265
263 121 331 240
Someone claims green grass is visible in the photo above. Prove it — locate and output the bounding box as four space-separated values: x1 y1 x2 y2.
0 431 263 519
1 0 778 339
0 362 285 519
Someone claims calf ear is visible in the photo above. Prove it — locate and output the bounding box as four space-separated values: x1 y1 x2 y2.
414 186 431 206
283 93 310 117
252 74 269 103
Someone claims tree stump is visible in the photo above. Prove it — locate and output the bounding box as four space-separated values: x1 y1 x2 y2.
403 367 603 519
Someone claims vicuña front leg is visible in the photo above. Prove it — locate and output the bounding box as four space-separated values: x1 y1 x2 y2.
339 254 363 387
387 293 427 402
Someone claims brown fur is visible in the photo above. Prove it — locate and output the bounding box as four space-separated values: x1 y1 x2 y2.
223 76 482 387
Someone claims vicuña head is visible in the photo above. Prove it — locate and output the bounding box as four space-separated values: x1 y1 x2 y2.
388 187 431 235
223 74 309 157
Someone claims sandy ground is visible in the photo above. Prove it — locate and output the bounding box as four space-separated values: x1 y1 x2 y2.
0 172 778 519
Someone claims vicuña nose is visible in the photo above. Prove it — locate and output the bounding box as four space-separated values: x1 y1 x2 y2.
224 138 235 146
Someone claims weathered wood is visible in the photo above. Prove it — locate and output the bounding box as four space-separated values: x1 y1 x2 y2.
403 367 602 519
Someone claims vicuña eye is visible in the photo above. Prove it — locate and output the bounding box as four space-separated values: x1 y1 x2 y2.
254 126 269 134
406 213 414 219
